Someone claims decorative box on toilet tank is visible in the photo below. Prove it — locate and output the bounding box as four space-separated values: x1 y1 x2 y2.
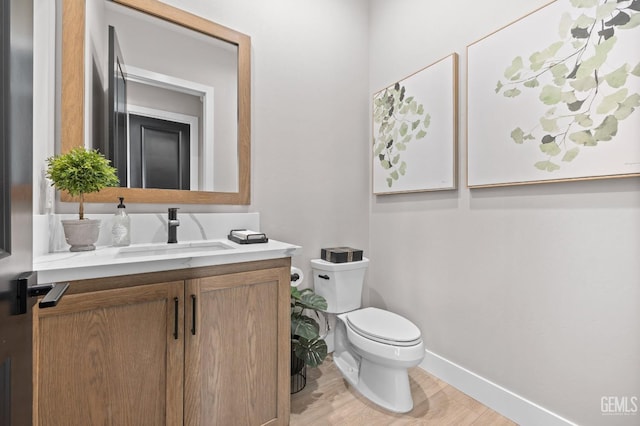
320 247 363 263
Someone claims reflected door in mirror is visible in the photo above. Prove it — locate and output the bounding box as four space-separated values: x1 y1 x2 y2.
108 25 128 187
103 1 239 192
129 114 190 190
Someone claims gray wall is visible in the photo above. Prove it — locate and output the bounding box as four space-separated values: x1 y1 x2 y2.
368 1 639 425
230 0 372 273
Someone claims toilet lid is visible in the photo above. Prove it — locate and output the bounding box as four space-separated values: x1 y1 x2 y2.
346 307 422 346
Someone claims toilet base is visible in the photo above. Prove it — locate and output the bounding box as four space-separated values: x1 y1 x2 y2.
334 351 414 413
329 310 424 414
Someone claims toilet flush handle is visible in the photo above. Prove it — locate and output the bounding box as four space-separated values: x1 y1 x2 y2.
318 274 330 280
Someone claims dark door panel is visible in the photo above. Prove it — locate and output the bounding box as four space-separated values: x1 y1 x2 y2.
108 25 128 186
0 0 34 424
129 114 190 190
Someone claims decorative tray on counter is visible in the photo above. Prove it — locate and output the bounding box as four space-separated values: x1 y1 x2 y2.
227 229 269 244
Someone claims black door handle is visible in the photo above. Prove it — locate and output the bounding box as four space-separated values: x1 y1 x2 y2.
13 273 69 314
13 271 37 315
35 282 70 308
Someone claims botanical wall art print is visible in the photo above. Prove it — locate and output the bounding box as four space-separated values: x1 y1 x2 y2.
372 53 458 194
467 0 640 188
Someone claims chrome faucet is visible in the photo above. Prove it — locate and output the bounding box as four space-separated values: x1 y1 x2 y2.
168 208 180 243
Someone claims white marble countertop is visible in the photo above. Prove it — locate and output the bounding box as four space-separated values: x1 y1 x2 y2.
34 238 301 284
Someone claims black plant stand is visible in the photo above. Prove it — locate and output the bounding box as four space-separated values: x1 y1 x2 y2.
291 351 307 394
291 364 307 394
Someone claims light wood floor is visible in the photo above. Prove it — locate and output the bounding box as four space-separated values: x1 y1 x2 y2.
290 358 517 425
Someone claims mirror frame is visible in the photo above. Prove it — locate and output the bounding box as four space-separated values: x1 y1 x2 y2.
61 0 251 204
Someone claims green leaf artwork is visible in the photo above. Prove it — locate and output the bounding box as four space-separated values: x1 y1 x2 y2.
373 82 431 188
495 0 640 172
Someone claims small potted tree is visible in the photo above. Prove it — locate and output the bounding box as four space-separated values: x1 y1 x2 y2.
290 285 328 393
46 147 119 251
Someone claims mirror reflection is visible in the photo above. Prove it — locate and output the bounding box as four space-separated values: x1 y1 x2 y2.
90 0 238 192
59 0 251 205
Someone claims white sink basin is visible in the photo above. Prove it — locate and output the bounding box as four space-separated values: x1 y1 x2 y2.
118 240 234 257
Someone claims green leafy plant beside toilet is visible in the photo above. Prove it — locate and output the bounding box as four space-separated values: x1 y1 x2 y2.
46 147 119 251
290 286 328 370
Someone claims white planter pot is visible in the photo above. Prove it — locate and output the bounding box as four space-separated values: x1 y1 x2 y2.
61 219 100 252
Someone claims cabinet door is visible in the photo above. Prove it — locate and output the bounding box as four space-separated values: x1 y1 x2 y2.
184 267 290 426
36 281 184 426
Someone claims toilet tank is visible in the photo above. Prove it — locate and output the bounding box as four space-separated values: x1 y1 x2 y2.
310 258 369 314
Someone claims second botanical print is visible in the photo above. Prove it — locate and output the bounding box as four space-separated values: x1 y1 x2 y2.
372 53 457 194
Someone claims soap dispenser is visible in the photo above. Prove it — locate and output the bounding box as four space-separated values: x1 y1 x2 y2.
112 197 131 246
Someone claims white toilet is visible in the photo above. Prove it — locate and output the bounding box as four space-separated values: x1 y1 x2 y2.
311 257 424 413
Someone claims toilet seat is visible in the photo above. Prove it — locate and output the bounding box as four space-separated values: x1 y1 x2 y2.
346 307 422 347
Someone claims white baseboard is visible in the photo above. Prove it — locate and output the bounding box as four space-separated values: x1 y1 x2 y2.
419 349 577 426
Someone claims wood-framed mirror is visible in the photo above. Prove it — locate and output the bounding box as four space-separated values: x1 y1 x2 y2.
60 0 250 204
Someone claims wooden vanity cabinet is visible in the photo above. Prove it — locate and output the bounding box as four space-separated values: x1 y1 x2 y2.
35 281 185 425
34 259 291 426
184 267 290 425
